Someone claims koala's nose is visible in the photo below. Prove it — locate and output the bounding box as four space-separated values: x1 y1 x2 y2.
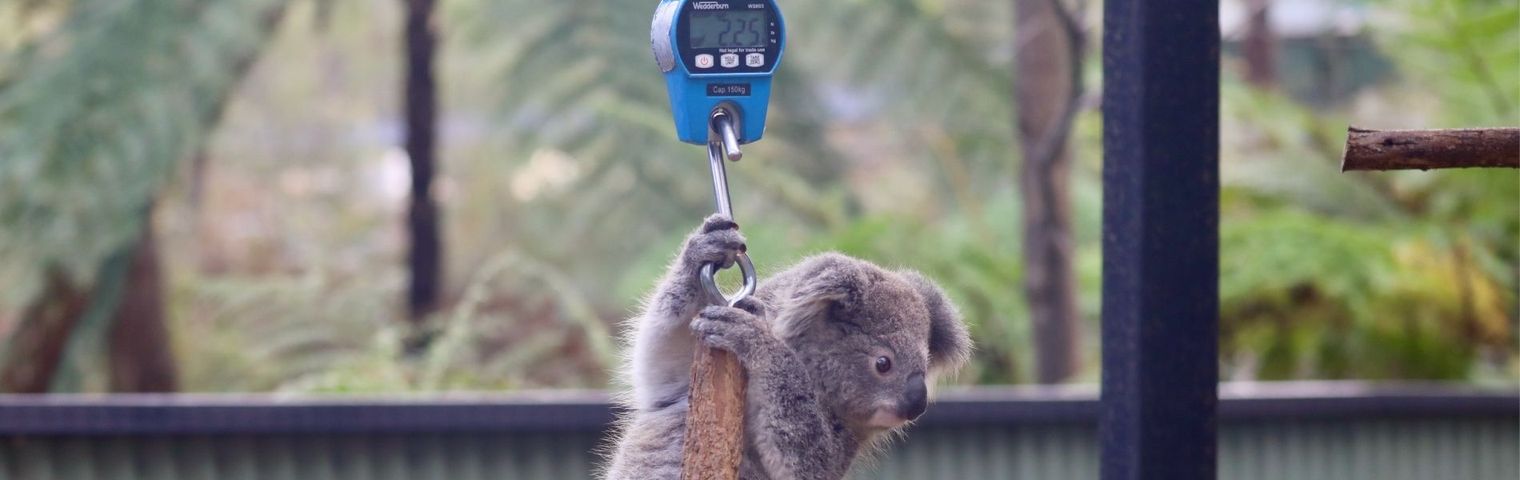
902 372 928 421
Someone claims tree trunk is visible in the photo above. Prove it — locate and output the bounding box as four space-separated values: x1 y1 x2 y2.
1242 0 1276 88
108 211 178 392
1015 0 1083 384
403 0 443 325
1 212 180 393
0 272 90 393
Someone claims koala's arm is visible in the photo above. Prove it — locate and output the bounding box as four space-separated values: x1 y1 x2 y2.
626 215 746 410
693 306 856 480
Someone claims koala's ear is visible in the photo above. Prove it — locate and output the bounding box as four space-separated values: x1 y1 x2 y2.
900 270 972 374
774 254 856 340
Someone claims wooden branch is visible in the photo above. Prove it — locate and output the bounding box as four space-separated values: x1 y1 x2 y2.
681 346 746 480
1341 127 1519 171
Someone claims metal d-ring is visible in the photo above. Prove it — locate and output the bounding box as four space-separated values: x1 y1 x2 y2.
700 252 757 307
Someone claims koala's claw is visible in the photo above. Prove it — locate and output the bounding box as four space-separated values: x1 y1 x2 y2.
683 215 747 270
692 305 769 359
732 297 766 317
700 214 740 233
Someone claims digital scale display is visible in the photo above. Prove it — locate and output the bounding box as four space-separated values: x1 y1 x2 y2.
688 11 769 49
651 0 785 144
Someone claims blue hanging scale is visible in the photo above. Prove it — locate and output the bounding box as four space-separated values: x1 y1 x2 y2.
652 0 785 305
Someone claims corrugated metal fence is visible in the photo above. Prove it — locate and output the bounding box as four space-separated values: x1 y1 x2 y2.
2 383 1515 479
859 418 1518 480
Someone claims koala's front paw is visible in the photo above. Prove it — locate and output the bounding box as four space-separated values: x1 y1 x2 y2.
681 214 747 271
692 305 773 361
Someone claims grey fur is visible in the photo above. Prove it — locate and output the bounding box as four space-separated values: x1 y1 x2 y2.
604 215 973 480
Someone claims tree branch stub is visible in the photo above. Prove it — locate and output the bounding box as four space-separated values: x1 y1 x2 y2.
1341 127 1519 171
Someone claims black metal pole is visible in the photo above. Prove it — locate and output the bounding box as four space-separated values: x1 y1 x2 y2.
1100 0 1219 479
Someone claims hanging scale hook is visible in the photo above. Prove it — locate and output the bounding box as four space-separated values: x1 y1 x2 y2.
699 107 758 307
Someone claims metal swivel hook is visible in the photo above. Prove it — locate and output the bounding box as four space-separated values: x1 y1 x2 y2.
713 110 743 162
699 106 757 307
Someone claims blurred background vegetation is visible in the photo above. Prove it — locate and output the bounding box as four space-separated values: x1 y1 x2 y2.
0 0 1514 394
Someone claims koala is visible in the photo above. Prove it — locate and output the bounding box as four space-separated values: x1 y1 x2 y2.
604 215 972 480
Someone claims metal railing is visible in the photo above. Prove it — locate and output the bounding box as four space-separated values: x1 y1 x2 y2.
1 382 1514 479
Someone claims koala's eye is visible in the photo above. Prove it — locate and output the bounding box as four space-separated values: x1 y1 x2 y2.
874 356 893 374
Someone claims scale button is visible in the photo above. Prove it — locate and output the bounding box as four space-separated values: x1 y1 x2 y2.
720 53 740 68
746 53 765 67
695 54 714 69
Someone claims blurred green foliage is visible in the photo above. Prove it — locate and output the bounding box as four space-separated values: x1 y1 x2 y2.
0 0 1514 392
0 0 290 390
0 0 288 306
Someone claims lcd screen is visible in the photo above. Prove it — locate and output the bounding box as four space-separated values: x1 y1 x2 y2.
689 11 768 49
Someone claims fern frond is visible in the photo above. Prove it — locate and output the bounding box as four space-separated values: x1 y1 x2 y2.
0 0 290 307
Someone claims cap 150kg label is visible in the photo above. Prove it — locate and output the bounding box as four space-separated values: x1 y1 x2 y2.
707 83 751 96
